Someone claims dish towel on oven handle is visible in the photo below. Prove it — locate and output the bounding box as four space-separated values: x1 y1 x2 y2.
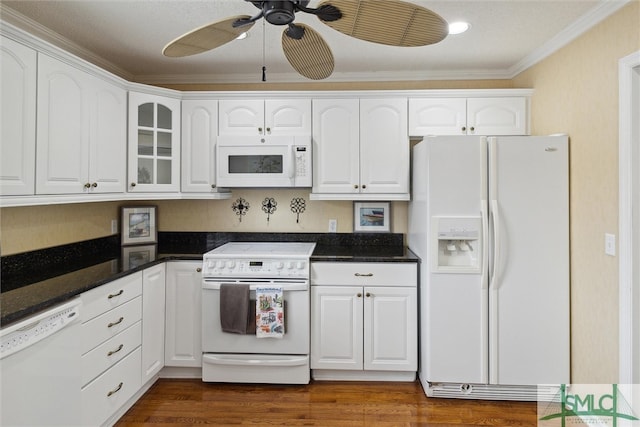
256 286 284 338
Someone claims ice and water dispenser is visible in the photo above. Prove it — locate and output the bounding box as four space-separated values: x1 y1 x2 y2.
432 217 482 273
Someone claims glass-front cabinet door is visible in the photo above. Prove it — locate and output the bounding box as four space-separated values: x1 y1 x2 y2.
128 91 180 192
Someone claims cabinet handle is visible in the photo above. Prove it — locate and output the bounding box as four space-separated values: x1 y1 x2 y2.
108 289 124 299
266 127 271 134
196 267 202 272
357 293 362 298
469 126 475 133
258 127 263 134
84 182 91 189
130 182 137 187
91 182 98 188
366 292 372 297
107 382 123 397
211 184 216 189
354 184 359 189
362 184 367 189
355 273 373 277
107 344 124 356
461 126 467 132
107 317 124 328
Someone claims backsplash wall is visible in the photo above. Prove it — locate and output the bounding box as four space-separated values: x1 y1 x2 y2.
0 190 408 255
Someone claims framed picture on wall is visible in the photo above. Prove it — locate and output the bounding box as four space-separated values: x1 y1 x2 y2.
353 202 391 233
121 206 157 245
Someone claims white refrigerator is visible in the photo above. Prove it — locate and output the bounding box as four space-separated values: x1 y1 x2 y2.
408 135 570 400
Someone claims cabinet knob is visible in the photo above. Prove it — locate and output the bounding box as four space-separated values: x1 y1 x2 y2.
258 127 263 134
469 126 475 133
357 293 362 298
211 184 216 189
266 127 271 134
130 182 137 187
354 184 359 189
461 126 467 132
84 182 91 189
366 292 372 298
362 184 367 189
91 182 98 188
196 267 202 273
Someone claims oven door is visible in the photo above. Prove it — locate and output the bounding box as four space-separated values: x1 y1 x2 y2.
202 278 309 355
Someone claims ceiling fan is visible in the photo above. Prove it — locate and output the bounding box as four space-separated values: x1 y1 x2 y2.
162 0 449 80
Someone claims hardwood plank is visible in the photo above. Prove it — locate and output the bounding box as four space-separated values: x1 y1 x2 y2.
115 379 537 426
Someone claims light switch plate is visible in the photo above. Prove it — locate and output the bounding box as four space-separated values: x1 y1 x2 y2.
111 219 118 234
328 219 337 233
605 233 616 256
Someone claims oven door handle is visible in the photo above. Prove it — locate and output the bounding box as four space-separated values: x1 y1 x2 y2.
203 354 309 367
202 281 309 291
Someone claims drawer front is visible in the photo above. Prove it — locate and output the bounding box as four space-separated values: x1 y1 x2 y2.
311 262 417 287
81 347 142 427
82 321 142 386
81 296 142 354
81 272 142 322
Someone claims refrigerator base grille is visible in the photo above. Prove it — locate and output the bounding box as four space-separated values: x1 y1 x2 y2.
424 381 561 402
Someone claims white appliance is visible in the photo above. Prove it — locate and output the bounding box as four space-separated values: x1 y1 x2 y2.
201 242 316 384
1 299 83 426
408 135 570 401
216 135 312 187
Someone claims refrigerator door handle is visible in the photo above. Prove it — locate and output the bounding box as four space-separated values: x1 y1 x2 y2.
481 201 489 290
489 199 501 290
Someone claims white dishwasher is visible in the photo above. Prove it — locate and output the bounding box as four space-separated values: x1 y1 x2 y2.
1 298 83 426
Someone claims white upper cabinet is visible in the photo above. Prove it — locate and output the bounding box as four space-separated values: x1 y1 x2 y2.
0 36 36 196
409 97 528 136
311 98 360 195
181 99 219 193
312 98 409 199
359 98 409 195
218 99 311 136
128 91 181 192
36 53 126 195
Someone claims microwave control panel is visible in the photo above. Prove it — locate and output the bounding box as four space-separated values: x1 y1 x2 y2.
294 146 312 187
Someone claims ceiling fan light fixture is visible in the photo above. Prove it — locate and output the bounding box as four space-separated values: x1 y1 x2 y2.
448 21 470 35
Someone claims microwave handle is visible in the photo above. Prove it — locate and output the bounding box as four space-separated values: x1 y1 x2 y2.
289 145 296 179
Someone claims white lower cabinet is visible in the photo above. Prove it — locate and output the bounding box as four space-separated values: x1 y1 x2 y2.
142 263 166 382
310 262 418 381
165 261 202 367
80 273 143 427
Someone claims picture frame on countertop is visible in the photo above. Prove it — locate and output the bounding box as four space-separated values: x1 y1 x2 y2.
121 205 157 245
122 244 157 270
353 202 391 233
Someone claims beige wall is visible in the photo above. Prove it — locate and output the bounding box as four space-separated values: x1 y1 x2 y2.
513 1 640 383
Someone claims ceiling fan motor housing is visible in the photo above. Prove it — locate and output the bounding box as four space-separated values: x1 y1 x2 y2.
259 1 309 25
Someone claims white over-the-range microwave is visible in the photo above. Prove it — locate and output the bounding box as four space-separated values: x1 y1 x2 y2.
216 135 312 188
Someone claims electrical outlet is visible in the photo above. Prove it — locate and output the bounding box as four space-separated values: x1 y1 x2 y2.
605 233 616 256
111 219 118 235
328 219 337 233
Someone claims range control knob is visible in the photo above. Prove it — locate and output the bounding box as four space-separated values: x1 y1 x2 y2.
296 262 305 269
216 260 225 269
226 260 236 269
286 262 294 269
275 262 284 269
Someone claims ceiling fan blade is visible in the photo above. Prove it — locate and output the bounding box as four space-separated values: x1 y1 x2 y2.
317 0 448 47
163 16 255 57
282 24 334 80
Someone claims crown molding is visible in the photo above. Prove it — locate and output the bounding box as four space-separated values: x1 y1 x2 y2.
507 0 632 78
0 4 134 81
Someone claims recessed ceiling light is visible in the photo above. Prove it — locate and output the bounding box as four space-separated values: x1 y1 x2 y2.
236 32 248 40
448 21 470 35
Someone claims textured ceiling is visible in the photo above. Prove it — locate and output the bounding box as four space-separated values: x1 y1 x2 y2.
1 0 623 84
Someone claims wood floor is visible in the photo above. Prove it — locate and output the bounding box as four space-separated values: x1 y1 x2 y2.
115 379 538 426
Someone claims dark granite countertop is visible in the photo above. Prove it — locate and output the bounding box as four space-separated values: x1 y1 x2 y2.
1 232 419 326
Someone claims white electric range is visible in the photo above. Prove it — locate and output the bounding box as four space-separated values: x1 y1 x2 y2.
201 242 316 384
